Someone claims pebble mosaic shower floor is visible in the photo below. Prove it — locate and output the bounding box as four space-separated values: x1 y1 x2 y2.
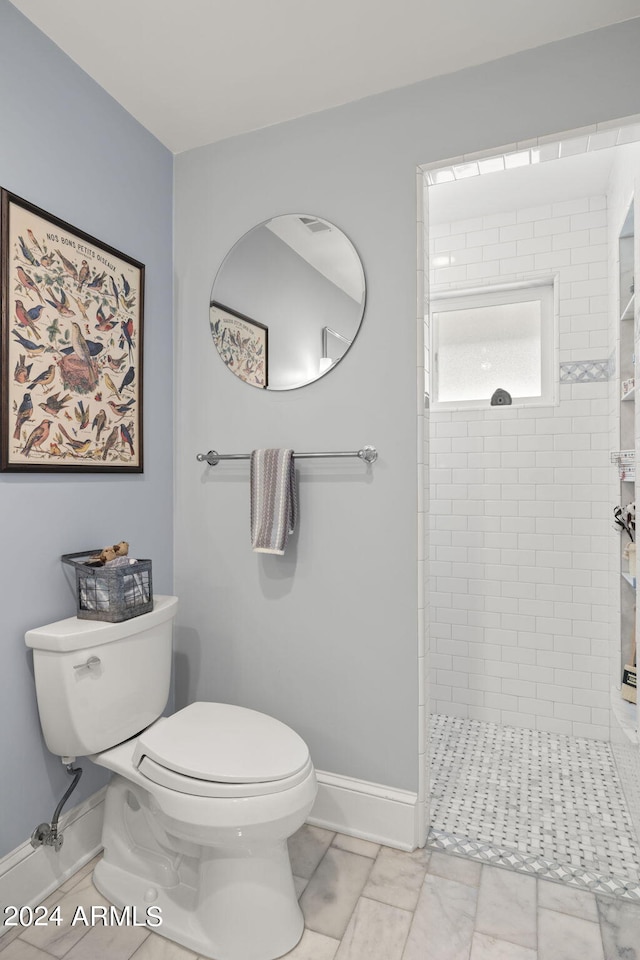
428 714 640 900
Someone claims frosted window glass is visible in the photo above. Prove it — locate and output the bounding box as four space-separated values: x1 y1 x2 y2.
434 300 542 403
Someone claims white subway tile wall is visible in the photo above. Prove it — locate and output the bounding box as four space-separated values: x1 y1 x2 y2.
428 194 613 738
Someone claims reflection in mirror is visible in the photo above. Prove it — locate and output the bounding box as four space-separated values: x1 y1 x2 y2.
210 215 366 390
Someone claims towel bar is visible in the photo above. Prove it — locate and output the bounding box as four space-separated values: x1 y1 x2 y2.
196 446 378 467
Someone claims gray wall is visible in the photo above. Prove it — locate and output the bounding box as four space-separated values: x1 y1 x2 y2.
0 1 173 858
174 20 640 793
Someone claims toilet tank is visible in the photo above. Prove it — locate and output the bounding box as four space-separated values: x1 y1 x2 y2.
25 595 178 758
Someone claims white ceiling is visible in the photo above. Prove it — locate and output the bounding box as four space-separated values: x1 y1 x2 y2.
9 0 640 154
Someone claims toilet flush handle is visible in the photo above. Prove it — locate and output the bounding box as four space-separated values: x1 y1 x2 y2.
73 656 101 671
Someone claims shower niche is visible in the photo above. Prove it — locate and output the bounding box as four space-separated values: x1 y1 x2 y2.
617 199 637 707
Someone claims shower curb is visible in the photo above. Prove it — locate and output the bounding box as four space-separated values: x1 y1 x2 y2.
427 826 640 901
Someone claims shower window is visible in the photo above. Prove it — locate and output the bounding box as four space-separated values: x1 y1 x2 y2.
431 281 555 408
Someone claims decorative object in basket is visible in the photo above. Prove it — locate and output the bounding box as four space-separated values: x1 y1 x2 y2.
62 547 153 622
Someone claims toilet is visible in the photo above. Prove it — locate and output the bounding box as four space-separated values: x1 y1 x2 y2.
25 596 317 960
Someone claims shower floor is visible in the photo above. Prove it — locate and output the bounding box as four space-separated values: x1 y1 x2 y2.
428 714 640 900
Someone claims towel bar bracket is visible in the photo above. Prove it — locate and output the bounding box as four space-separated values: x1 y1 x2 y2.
197 450 222 466
358 446 378 464
196 446 378 467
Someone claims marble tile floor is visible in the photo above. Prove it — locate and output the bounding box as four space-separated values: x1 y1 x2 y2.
430 714 640 899
3 825 640 959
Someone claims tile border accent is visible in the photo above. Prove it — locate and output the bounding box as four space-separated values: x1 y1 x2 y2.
0 788 105 937
427 828 640 902
309 770 419 852
559 359 611 382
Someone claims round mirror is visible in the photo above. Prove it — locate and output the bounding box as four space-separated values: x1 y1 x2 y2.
209 215 366 390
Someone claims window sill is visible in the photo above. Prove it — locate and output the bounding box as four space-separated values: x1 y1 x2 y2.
430 396 558 413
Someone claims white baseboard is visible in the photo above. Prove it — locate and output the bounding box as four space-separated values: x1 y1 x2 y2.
309 770 420 851
0 788 105 936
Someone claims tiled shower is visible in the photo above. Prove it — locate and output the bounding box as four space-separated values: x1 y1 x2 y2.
424 130 640 898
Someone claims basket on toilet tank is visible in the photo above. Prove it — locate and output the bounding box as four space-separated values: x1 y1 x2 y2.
62 550 153 623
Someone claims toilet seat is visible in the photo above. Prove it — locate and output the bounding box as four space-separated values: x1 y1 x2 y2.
131 701 311 797
137 754 315 798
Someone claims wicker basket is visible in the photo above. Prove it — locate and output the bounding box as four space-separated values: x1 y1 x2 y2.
62 550 153 622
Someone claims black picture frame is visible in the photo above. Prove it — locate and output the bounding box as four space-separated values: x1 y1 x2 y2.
209 300 269 388
1 189 144 472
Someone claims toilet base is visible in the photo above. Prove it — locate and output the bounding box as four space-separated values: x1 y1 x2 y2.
92 769 315 960
94 850 305 960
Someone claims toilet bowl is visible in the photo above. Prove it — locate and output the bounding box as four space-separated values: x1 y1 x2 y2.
25 597 317 960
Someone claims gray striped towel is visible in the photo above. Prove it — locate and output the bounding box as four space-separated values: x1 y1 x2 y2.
250 449 298 554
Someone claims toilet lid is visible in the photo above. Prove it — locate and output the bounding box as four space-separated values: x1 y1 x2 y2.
132 702 310 784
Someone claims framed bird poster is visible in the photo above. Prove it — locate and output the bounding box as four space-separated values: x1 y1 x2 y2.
0 189 144 472
209 301 268 388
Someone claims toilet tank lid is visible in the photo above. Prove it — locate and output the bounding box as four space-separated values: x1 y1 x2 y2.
133 702 311 784
25 596 178 652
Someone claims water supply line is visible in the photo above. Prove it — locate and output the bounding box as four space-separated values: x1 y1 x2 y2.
31 761 83 852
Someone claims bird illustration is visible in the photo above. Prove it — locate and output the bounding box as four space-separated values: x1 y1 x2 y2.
28 364 55 392
45 287 75 317
13 392 33 439
74 400 90 430
16 266 44 304
68 440 92 456
70 294 90 321
27 229 43 255
59 338 103 358
119 365 135 393
49 442 62 456
58 424 92 455
39 253 55 268
95 304 116 331
104 372 121 399
14 354 33 384
38 392 71 416
12 330 46 356
87 271 106 291
119 318 134 356
70 322 93 365
56 249 78 281
23 302 45 322
109 275 119 306
77 260 90 289
107 352 126 371
101 424 119 461
18 235 39 267
107 398 135 419
14 300 43 339
120 422 135 457
92 408 107 442
57 322 99 393
22 419 51 456
119 274 135 310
